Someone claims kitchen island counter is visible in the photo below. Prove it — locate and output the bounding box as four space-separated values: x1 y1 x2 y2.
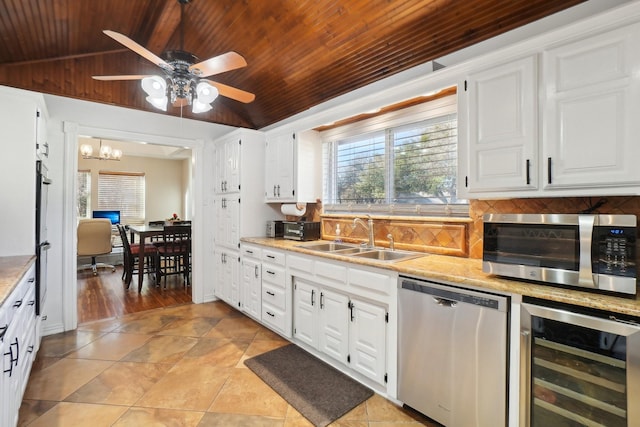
0 255 35 306
242 237 640 317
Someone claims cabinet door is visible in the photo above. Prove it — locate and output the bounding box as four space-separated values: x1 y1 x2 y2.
293 279 317 347
543 23 640 190
318 288 349 365
224 138 241 193
214 196 239 250
465 55 537 193
349 298 386 385
241 258 261 320
264 134 294 201
213 249 228 302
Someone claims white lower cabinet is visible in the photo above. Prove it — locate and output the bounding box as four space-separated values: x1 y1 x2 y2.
348 297 387 385
240 244 262 321
214 249 240 309
293 279 350 365
261 249 291 337
293 275 388 386
1 263 37 427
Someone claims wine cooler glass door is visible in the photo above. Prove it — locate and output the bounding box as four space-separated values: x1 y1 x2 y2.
521 301 640 427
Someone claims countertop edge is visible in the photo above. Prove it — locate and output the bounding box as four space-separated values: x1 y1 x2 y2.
241 237 640 317
0 255 36 306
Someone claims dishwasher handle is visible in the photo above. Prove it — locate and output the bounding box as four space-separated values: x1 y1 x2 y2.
433 297 457 308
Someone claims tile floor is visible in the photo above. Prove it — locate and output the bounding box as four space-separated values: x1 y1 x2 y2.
19 301 436 426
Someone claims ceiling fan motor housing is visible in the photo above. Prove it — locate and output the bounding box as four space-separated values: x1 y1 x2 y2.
162 50 201 106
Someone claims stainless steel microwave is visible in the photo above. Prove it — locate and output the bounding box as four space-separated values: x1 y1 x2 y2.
483 214 637 295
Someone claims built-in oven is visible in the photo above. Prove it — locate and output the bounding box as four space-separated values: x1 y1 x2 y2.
483 214 637 295
520 297 640 427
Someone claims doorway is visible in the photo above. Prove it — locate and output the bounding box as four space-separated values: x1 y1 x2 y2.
74 135 198 324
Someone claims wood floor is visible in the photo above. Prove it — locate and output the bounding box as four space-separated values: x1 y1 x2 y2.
77 265 192 324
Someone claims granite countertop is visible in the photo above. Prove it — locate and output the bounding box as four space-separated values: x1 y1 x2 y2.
242 237 640 317
0 255 36 306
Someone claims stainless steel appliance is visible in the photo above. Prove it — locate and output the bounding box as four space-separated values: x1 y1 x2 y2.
483 214 637 295
520 297 640 427
266 220 284 237
283 221 320 241
35 160 51 315
398 275 510 426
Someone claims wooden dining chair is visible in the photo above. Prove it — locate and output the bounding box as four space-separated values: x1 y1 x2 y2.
155 225 191 287
117 224 159 292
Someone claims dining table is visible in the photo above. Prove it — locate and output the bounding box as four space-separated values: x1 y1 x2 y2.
127 224 165 291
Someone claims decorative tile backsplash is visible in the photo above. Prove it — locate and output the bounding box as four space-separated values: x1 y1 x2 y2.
318 196 640 259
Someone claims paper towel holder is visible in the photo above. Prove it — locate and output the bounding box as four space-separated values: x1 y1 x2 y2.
281 202 307 218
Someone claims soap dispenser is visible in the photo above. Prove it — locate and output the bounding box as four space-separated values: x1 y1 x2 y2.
334 224 343 243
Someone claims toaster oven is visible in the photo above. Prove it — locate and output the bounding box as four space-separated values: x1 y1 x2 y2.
283 221 321 241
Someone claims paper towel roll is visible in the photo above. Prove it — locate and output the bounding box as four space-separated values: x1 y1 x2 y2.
281 203 306 217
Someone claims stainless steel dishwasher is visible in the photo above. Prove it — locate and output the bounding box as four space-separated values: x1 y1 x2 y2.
398 275 510 427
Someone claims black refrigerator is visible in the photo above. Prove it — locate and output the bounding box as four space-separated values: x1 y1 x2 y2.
35 160 51 315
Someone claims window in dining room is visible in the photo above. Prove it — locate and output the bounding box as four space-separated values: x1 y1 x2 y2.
77 169 91 219
98 171 146 225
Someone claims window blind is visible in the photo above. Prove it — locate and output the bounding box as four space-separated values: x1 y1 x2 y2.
98 171 145 225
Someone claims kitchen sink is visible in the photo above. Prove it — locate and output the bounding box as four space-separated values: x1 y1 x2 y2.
350 249 423 262
297 242 357 252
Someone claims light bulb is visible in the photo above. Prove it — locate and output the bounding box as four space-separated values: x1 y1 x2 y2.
192 99 213 113
146 95 168 111
80 144 93 157
141 75 167 97
195 81 218 104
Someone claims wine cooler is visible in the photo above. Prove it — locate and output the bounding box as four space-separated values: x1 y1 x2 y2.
520 298 640 427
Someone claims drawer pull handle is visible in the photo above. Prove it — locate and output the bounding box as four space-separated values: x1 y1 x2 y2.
0 324 7 340
266 311 275 317
266 255 275 259
266 270 275 275
266 291 275 296
28 300 35 306
13 300 23 308
28 277 35 283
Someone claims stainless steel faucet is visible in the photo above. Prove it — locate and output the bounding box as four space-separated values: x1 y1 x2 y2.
352 215 375 248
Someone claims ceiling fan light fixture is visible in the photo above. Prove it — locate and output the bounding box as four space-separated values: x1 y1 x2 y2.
141 75 167 97
192 98 213 113
196 81 218 104
146 94 168 111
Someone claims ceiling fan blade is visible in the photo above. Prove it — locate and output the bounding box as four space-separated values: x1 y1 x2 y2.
92 75 151 81
204 80 255 103
103 30 173 70
191 52 247 77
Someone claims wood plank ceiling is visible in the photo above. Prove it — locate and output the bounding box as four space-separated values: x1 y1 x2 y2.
0 0 585 129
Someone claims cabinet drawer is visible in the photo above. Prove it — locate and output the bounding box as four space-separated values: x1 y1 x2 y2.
262 249 285 266
262 283 286 311
262 264 286 287
315 260 347 284
287 254 314 274
262 304 286 333
241 245 262 259
349 267 392 295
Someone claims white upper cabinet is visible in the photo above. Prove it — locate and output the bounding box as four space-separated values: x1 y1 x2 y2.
464 55 538 194
460 21 640 199
213 136 240 194
542 22 640 191
264 130 321 203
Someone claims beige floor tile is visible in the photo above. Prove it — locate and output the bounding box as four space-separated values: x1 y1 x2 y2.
136 362 232 411
112 407 204 427
30 355 62 373
23 358 113 401
18 399 58 427
283 405 314 427
120 334 198 364
156 316 220 337
205 315 262 340
366 394 418 423
64 361 172 406
114 312 182 334
339 401 368 421
37 330 105 357
66 332 152 360
183 337 250 368
26 402 128 427
208 368 288 417
198 412 285 426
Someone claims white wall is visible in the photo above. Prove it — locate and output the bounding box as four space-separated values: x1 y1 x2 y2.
78 154 189 223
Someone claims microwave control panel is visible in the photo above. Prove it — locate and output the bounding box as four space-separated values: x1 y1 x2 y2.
594 226 636 277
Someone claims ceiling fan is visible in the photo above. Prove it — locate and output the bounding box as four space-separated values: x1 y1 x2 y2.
92 0 254 113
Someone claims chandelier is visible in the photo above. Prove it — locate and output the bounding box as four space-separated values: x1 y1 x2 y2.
141 51 219 113
80 140 122 161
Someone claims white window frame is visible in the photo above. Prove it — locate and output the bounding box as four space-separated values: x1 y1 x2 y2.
77 169 91 219
321 94 467 216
